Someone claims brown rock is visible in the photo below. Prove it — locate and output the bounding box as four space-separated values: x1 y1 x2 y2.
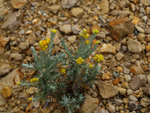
0 0 8 16
11 0 27 9
0 64 11 76
78 94 99 113
61 0 78 9
99 0 109 13
2 10 22 32
0 94 6 106
100 43 116 54
71 8 84 18
113 78 120 85
145 45 150 52
109 18 134 40
0 68 21 91
0 36 10 48
130 64 144 74
96 80 118 99
49 5 61 14
1 86 13 98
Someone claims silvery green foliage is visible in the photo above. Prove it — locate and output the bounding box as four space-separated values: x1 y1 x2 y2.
21 32 101 113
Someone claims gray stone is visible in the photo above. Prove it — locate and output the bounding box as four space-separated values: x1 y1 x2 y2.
129 95 137 101
96 81 118 99
129 101 139 111
0 64 11 76
114 99 123 106
127 39 142 53
130 74 146 90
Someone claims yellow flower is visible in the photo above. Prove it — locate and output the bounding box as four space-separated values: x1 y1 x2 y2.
35 78 39 82
89 64 93 69
83 29 87 34
51 29 57 34
39 38 50 51
30 79 34 83
84 33 89 39
60 68 66 74
76 57 84 65
94 54 104 62
28 97 32 101
85 40 90 44
92 29 99 34
96 40 99 45
16 82 20 85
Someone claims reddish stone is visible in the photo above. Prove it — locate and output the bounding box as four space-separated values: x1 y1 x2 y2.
109 18 134 40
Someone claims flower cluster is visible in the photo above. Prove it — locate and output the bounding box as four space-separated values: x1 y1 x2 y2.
30 78 39 83
92 29 99 34
80 29 89 39
60 68 66 74
76 57 84 65
94 54 104 62
39 38 50 51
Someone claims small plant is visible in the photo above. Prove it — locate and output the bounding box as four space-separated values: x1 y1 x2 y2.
17 29 104 113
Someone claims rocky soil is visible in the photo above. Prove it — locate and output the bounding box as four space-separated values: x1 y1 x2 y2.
0 0 150 113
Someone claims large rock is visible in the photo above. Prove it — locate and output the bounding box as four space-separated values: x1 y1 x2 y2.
109 18 134 40
96 81 118 99
0 64 11 76
2 10 22 32
0 0 8 16
61 0 78 9
0 68 21 91
49 5 61 14
59 24 72 34
100 43 116 54
71 8 84 18
130 74 146 90
78 94 99 113
99 0 109 13
127 39 142 53
11 0 27 9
